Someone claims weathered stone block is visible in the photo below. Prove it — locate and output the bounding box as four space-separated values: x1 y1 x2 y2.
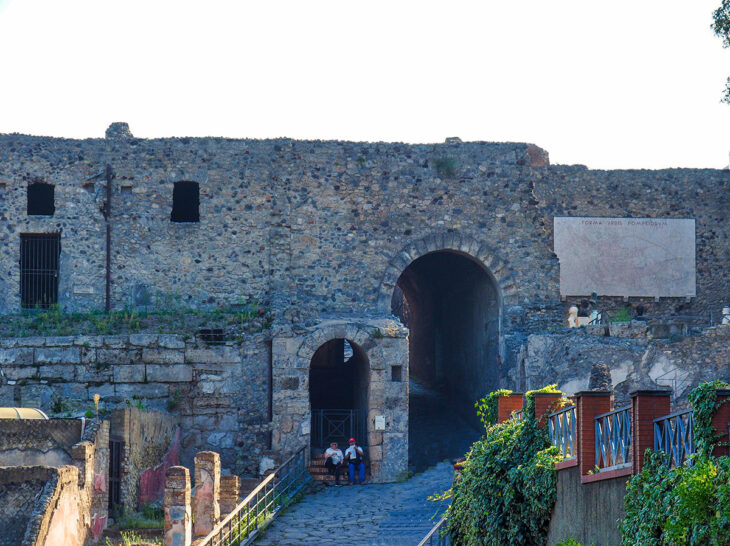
97 349 139 366
129 334 158 347
35 347 80 365
158 335 186 349
103 336 129 348
0 348 34 365
147 364 193 382
45 336 74 347
113 365 146 383
3 366 38 380
73 336 104 348
38 364 75 381
143 349 185 365
115 383 168 399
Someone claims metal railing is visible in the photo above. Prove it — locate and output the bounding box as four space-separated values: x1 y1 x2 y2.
311 408 367 449
199 446 310 546
548 405 577 460
418 517 450 546
595 405 632 471
654 409 695 468
512 409 524 421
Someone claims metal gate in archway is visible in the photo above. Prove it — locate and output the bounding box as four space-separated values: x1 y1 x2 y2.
311 409 367 449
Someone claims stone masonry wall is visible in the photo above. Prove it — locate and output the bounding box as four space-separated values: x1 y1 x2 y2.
0 418 81 466
0 333 270 475
518 323 730 407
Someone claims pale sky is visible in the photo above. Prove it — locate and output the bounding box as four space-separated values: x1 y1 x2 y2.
1 0 729 169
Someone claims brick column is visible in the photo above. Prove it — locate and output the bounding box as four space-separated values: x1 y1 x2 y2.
532 393 563 427
630 390 671 473
575 391 611 476
193 451 221 537
164 466 191 546
711 389 730 458
496 392 524 423
219 475 240 518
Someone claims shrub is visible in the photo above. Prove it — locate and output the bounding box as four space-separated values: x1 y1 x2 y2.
446 387 561 545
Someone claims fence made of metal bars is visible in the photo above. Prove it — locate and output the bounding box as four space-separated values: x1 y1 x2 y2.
548 405 577 460
595 405 632 471
654 409 695 468
512 409 524 422
199 446 310 546
418 516 450 546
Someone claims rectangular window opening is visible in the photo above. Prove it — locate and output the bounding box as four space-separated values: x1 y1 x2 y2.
171 181 200 222
27 182 55 216
20 233 61 309
391 365 403 382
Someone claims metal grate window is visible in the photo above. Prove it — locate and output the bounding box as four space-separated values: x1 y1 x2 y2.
20 233 61 309
108 436 123 510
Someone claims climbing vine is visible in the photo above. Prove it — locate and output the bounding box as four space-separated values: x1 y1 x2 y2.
446 386 561 545
620 381 730 545
474 388 513 430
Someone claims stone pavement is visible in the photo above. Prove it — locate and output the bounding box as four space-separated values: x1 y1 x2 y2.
255 461 454 545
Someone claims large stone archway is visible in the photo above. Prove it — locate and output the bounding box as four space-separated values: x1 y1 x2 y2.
271 319 408 482
375 232 518 314
381 233 512 470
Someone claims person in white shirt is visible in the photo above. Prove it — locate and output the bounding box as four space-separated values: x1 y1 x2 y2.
324 441 344 485
344 437 366 485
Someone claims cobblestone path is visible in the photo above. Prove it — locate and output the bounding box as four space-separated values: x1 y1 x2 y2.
255 461 453 545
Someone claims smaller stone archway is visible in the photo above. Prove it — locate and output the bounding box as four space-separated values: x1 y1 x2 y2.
271 319 409 483
309 338 370 450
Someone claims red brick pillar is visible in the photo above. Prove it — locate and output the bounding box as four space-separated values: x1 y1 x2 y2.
496 392 524 423
711 389 730 458
164 466 191 546
193 451 221 537
532 393 563 427
219 475 240 518
575 391 611 476
631 390 671 473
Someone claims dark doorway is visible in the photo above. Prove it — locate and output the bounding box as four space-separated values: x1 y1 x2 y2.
171 181 200 222
27 182 55 216
392 250 500 471
20 233 61 309
108 436 122 511
309 339 369 451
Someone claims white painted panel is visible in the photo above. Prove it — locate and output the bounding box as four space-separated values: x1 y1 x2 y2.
554 217 695 297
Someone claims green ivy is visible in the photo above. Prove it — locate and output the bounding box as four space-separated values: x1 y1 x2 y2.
523 384 562 421
474 388 513 430
446 386 561 545
688 379 730 458
620 381 730 545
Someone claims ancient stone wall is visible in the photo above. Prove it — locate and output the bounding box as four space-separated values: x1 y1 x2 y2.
0 333 270 474
0 418 81 466
518 323 730 406
110 406 180 510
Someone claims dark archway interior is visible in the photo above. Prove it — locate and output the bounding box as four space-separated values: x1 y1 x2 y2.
27 182 55 216
309 339 369 450
392 251 500 471
171 181 200 222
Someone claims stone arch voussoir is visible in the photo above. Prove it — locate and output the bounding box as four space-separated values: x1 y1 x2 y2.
376 232 513 314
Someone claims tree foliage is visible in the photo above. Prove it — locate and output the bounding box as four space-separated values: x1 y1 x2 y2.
712 1 730 102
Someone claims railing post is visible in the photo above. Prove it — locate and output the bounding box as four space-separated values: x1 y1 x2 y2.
575 391 611 476
164 466 192 546
496 392 524 423
630 390 671 473
193 451 221 538
532 392 563 427
711 389 730 457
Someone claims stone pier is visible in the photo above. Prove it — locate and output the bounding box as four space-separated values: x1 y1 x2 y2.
219 475 240 518
164 466 191 546
193 451 221 537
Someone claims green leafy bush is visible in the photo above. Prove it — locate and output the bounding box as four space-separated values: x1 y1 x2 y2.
474 388 513 430
446 387 561 545
620 381 730 545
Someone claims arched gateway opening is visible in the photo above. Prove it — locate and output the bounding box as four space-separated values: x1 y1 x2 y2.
309 338 369 452
392 250 501 471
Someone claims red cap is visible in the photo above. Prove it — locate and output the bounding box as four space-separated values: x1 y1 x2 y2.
349 438 356 443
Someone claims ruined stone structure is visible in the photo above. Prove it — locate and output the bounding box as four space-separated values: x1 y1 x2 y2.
1 123 729 484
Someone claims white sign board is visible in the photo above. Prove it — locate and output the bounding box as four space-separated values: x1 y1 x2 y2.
554 217 695 298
